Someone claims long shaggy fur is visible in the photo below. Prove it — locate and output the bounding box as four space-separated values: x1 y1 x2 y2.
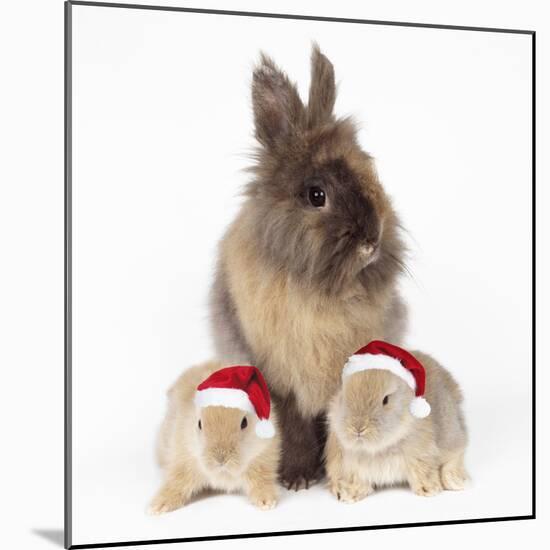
210 45 409 488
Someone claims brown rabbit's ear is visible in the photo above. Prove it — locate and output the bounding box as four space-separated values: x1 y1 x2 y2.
252 53 305 148
307 44 336 128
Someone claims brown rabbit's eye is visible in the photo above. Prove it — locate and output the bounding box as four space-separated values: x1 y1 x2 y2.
383 395 389 406
308 186 326 207
241 417 248 430
198 419 202 430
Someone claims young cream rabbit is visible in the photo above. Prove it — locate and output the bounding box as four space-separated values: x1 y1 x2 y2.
210 45 408 489
325 342 468 502
149 361 281 513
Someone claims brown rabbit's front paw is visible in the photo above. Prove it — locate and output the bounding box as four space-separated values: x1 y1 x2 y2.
273 392 327 491
280 458 325 491
330 478 373 503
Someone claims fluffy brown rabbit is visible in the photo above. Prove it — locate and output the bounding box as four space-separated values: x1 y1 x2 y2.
325 345 468 502
149 361 281 513
210 45 408 490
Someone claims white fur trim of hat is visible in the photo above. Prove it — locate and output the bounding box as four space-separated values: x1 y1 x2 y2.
342 342 431 419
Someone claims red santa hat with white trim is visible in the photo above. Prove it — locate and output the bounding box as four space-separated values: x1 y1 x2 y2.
342 340 431 419
194 365 275 438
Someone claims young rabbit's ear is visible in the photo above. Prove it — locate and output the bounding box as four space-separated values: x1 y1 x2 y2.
252 53 305 148
307 44 336 128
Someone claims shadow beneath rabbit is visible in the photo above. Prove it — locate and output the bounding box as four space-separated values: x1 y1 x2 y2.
185 487 220 506
32 528 64 547
370 483 412 497
149 487 222 514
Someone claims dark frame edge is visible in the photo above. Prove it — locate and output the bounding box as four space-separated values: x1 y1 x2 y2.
68 515 535 549
64 1 73 549
531 30 536 519
67 0 535 35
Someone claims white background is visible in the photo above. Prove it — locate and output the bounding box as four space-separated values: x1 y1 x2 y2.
0 1 548 550
70 4 532 546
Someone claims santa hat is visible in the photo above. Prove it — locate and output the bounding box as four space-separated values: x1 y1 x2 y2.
194 366 275 438
342 341 431 419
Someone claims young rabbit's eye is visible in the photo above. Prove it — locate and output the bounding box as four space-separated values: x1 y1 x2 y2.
308 186 326 208
198 419 202 430
383 395 389 406
241 417 248 430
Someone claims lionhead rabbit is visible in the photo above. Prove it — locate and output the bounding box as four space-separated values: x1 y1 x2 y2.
210 45 408 489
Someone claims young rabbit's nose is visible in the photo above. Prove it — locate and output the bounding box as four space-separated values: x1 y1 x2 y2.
214 450 229 466
353 423 369 437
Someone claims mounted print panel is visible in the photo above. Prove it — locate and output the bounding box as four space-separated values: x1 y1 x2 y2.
66 2 534 548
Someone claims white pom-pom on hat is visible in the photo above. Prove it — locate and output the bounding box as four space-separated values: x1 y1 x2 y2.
255 419 276 439
409 396 431 419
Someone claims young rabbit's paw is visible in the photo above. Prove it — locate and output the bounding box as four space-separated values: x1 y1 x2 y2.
330 478 373 503
411 477 443 497
148 488 188 515
441 466 467 491
249 490 278 510
253 496 278 510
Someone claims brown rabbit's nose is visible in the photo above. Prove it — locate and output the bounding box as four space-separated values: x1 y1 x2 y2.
358 244 374 257
358 242 379 265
